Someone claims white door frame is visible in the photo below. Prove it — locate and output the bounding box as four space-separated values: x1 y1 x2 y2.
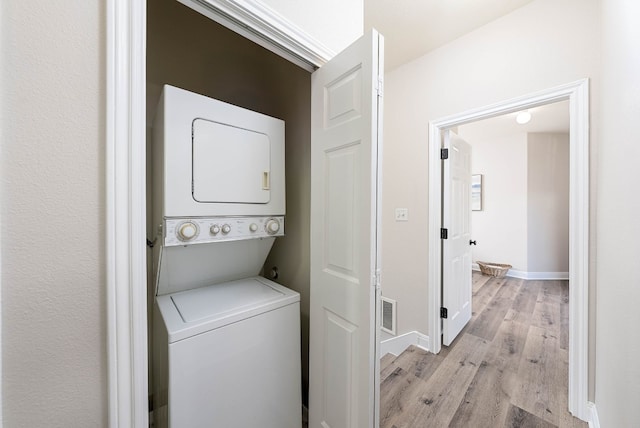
427 79 590 421
106 0 148 426
106 0 336 426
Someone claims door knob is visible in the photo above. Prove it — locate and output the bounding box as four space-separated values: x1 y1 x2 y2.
469 240 477 246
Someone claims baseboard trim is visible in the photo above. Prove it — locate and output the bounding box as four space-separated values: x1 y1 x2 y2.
587 402 600 428
472 264 569 280
380 331 430 357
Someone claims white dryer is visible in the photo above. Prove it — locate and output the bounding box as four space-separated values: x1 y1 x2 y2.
150 85 300 428
152 84 285 221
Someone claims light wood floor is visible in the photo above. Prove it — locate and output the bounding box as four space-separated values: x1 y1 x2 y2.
380 273 588 428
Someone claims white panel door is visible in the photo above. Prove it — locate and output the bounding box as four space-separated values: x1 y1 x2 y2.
309 30 383 428
442 131 473 346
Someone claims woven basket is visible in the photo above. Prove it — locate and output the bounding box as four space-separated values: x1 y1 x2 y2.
476 261 512 278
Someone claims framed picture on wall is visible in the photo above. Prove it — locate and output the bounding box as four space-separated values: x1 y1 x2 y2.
472 174 482 211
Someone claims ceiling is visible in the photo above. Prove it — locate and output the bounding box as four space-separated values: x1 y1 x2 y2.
364 0 536 70
459 100 570 139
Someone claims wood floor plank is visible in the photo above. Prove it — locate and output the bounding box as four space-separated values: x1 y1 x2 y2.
473 271 493 293
391 345 445 382
381 353 396 372
559 281 569 350
397 333 489 427
381 358 402 382
470 275 505 320
507 279 541 324
531 281 562 334
503 404 557 428
448 357 511 427
448 318 531 428
379 276 587 428
541 279 563 298
379 366 429 428
467 277 523 341
511 325 561 426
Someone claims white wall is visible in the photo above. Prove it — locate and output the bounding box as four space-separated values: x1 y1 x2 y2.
460 131 529 272
458 128 570 276
382 0 599 397
596 0 640 425
0 0 107 425
527 133 569 273
261 0 363 55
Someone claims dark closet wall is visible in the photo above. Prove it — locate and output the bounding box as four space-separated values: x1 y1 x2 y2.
147 0 312 404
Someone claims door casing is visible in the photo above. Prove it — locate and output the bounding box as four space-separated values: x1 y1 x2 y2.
427 79 590 421
105 0 340 426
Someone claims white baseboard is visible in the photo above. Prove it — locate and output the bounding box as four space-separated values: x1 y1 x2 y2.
380 331 430 357
472 263 569 280
587 402 600 428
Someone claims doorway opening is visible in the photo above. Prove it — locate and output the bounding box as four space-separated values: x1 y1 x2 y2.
427 79 590 421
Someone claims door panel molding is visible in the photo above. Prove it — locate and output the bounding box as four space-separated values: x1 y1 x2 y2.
427 79 590 421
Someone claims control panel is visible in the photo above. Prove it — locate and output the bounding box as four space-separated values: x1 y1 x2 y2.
164 216 285 247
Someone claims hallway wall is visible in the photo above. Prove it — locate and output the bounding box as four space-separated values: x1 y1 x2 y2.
1 0 107 425
460 130 528 272
382 0 599 398
596 0 640 425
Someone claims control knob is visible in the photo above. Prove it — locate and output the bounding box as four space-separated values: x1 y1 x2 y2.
210 224 220 235
177 221 198 241
221 224 231 235
265 218 281 235
249 223 258 232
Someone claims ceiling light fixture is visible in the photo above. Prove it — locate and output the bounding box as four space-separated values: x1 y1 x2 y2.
516 111 532 124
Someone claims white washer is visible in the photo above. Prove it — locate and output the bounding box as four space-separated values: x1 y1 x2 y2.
153 276 301 428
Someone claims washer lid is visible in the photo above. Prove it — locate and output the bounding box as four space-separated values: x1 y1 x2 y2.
171 277 283 323
156 276 300 343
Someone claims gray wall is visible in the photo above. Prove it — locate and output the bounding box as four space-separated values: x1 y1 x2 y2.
1 0 107 425
527 133 569 273
147 0 312 404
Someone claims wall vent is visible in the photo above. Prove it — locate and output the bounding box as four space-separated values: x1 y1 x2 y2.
381 297 397 335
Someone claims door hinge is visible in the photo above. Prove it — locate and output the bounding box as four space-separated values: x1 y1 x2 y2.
440 228 448 239
376 76 384 98
372 269 381 290
440 148 449 160
440 307 448 319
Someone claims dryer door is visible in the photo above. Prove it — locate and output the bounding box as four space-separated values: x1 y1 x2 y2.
192 118 270 204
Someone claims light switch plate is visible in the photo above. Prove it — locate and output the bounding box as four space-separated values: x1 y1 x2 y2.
395 208 408 221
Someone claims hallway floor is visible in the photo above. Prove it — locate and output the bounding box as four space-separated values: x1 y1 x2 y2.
380 273 588 428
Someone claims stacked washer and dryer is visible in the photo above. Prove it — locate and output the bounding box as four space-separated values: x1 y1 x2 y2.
151 85 301 428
